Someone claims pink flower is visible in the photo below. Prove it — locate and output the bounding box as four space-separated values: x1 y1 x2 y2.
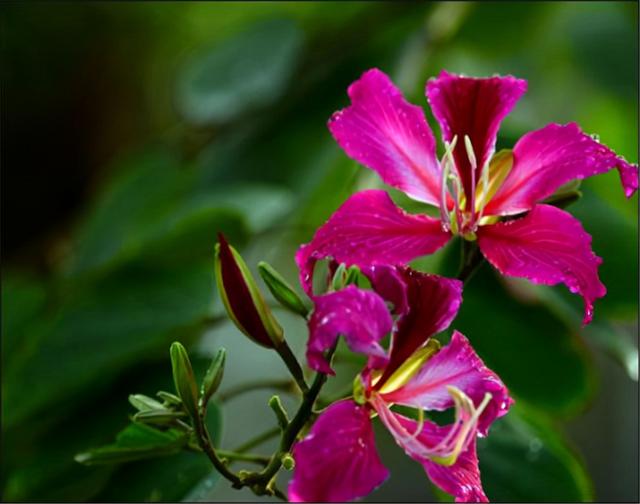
290 268 512 502
297 69 638 324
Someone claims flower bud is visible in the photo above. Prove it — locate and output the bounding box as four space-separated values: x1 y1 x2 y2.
200 348 226 408
258 261 309 317
281 453 295 470
169 342 199 421
215 234 283 348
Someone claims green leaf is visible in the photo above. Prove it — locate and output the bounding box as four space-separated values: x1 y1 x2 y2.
2 260 216 429
177 18 303 125
477 406 594 502
64 150 249 277
75 424 188 465
451 264 596 417
95 403 223 502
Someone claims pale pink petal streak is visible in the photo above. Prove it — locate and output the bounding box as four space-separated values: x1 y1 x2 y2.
478 204 606 324
289 400 389 502
373 400 488 503
307 285 392 374
426 71 527 201
328 68 442 205
486 122 639 215
296 190 451 295
381 330 513 435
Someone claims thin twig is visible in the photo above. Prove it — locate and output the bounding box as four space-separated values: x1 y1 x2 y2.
219 379 296 403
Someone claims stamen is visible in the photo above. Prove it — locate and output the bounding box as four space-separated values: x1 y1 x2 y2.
464 135 478 230
439 136 458 231
428 387 493 467
406 408 426 441
464 135 477 171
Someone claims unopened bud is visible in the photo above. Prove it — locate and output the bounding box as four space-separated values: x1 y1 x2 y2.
331 263 348 291
258 261 309 317
281 453 295 470
215 233 283 348
170 342 199 421
345 265 361 286
200 348 226 408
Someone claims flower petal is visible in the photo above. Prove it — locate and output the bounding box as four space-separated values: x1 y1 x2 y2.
363 264 409 315
296 190 451 295
373 399 487 503
426 71 527 202
381 331 513 436
485 122 639 215
375 270 463 389
478 204 606 324
289 400 389 502
328 68 442 205
307 285 392 374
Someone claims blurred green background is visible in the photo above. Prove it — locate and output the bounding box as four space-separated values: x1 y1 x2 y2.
1 1 637 502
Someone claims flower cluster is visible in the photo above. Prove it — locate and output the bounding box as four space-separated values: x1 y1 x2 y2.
287 69 637 502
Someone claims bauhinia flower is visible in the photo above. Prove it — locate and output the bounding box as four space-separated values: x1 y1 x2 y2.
290 266 512 502
296 69 639 324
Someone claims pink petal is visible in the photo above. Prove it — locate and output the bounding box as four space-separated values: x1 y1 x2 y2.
363 264 409 315
381 331 513 436
328 68 442 206
485 122 639 216
373 401 487 503
289 400 389 502
307 285 392 374
478 204 606 324
426 71 527 202
295 190 451 295
375 270 463 389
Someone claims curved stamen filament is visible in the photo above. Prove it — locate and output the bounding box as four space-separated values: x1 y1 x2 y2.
440 136 458 231
464 135 478 228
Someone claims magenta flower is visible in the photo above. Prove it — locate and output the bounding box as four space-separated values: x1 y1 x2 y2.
297 69 638 324
290 267 512 502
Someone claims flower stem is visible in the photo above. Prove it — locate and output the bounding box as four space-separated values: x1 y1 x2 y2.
217 450 270 465
458 239 483 283
193 412 243 488
242 345 337 488
219 379 296 403
274 340 309 393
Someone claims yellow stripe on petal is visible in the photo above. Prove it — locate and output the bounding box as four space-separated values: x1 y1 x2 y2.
378 339 441 395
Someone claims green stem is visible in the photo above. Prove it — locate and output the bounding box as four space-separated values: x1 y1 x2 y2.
243 349 334 487
274 340 309 393
194 413 242 487
457 239 483 283
217 450 270 465
219 379 296 403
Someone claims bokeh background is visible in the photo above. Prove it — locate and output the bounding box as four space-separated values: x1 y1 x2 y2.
1 1 638 502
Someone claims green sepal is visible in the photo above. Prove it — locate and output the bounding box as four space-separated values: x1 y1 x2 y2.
258 261 309 317
169 342 199 422
200 348 226 409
